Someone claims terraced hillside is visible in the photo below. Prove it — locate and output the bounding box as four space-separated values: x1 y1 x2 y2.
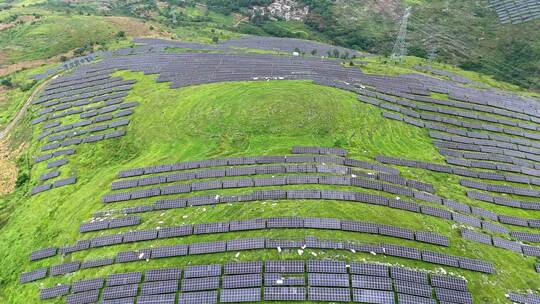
0 36 539 304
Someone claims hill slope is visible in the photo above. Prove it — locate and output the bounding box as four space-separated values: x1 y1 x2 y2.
0 35 539 304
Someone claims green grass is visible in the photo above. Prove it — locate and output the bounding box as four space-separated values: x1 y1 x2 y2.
0 64 53 128
168 23 239 44
0 13 122 64
0 74 538 303
359 55 539 98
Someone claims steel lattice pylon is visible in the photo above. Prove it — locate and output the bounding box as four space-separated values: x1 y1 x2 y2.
391 7 412 63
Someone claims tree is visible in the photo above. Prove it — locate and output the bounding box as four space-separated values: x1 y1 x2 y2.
116 31 126 38
212 36 219 43
311 49 317 56
332 49 340 58
1 78 12 87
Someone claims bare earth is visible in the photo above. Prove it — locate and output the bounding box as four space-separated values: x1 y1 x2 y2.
105 16 171 38
0 136 26 195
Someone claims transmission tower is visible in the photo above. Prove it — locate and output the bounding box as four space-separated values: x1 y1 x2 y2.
428 43 438 65
171 10 177 25
391 7 411 63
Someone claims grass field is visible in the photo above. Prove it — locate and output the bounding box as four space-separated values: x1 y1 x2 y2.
0 72 538 303
0 64 52 129
0 14 123 64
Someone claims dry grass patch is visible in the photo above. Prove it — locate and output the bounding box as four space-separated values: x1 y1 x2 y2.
105 16 171 38
0 136 25 195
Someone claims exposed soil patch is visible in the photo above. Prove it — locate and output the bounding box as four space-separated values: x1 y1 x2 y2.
0 15 36 32
0 49 74 77
0 23 15 31
105 16 171 38
0 136 25 195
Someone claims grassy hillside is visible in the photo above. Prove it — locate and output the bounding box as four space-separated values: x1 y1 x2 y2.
0 14 122 64
0 74 538 303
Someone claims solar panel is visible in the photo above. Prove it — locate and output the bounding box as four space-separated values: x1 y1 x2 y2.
264 287 306 301
193 222 230 234
137 293 176 304
101 296 136 304
264 273 305 286
50 260 80 276
116 249 152 263
90 234 124 248
460 229 492 245
189 241 226 255
308 287 350 302
394 280 433 298
30 247 57 261
184 264 222 278
435 287 473 304
157 225 193 238
227 238 266 251
151 244 189 259
390 267 429 284
80 257 115 269
102 284 139 300
415 231 450 246
80 220 109 232
265 260 305 273
378 225 415 240
421 251 459 267
123 229 158 242
72 278 105 293
351 275 392 290
457 257 494 273
66 289 100 304
267 217 304 228
140 280 179 295
145 268 182 282
341 220 379 233
308 273 349 287
181 277 220 292
352 289 394 304
492 237 523 253
397 293 437 304
430 275 468 291
303 217 341 230
222 274 262 289
178 290 218 304
383 244 422 260
224 261 263 275
349 262 389 277
40 284 70 300
220 287 261 302
106 272 142 286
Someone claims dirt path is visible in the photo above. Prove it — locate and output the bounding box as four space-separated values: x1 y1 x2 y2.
0 75 55 140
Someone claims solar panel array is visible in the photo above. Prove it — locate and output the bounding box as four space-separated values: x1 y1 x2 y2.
23 36 540 303
35 259 473 303
32 216 450 262
461 228 540 255
30 73 139 195
375 155 538 229
22 235 494 284
488 0 540 24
